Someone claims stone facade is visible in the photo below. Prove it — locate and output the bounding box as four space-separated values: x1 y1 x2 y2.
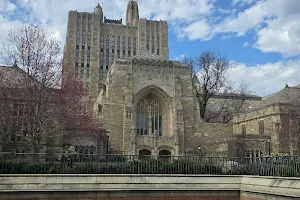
233 85 300 155
95 56 195 156
63 1 300 157
63 1 168 101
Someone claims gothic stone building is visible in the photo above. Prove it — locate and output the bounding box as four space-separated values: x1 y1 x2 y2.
63 1 168 101
63 1 200 156
63 1 300 157
233 85 300 156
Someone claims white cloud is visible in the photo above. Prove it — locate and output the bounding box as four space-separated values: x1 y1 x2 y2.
243 42 249 47
173 54 187 61
0 0 216 53
182 20 212 41
231 0 256 6
212 0 300 57
228 59 300 96
0 0 16 12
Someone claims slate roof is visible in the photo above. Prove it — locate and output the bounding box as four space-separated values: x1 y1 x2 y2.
257 84 300 108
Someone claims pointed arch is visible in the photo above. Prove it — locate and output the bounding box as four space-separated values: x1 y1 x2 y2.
134 85 172 137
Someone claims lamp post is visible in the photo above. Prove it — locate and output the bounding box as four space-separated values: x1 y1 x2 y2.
106 130 110 155
267 139 271 156
198 146 202 160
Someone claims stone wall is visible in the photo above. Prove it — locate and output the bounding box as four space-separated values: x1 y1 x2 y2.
233 103 300 154
190 122 233 156
0 175 299 199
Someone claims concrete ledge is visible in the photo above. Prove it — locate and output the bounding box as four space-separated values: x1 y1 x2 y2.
241 176 300 198
0 174 299 198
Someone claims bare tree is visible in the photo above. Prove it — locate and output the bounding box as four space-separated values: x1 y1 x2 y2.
182 50 251 123
0 26 62 154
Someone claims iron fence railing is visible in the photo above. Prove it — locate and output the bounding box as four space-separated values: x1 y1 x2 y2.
0 152 299 177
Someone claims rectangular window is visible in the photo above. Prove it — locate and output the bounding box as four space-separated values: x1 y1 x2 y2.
128 51 131 57
86 63 90 80
75 63 78 76
80 63 84 80
117 50 120 58
82 30 86 46
259 120 264 134
242 124 246 135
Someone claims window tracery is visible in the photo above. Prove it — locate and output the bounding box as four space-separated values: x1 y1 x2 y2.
136 94 163 136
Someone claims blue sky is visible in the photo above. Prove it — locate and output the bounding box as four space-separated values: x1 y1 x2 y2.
0 0 300 96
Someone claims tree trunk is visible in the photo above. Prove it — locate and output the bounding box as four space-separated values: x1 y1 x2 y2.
32 144 40 162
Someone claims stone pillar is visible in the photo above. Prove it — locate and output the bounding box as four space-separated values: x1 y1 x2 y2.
130 125 137 155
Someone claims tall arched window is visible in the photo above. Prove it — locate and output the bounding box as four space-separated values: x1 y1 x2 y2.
122 37 125 58
128 37 131 57
133 38 136 55
151 37 154 53
112 36 115 57
136 94 163 136
117 36 120 58
106 35 110 71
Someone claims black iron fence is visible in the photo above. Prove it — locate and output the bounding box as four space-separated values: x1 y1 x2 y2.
0 152 299 177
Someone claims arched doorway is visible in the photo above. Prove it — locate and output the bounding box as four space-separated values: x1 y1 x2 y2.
159 150 171 162
139 149 151 160
136 94 163 136
159 150 171 156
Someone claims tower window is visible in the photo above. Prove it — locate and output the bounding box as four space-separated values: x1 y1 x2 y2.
151 37 154 53
82 30 86 46
80 63 84 80
106 35 109 50
128 37 131 51
122 37 125 58
117 36 120 50
86 63 90 80
87 31 91 47
146 37 149 51
157 37 160 55
75 63 78 76
112 36 115 58
133 38 136 55
76 29 80 44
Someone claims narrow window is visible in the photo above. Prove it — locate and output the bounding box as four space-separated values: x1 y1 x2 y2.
133 38 136 55
122 37 125 58
112 36 115 58
75 63 78 76
128 37 131 57
151 37 154 53
80 63 84 80
146 37 149 51
242 124 246 135
82 30 86 47
86 63 90 80
76 29 80 44
259 120 264 134
106 36 109 70
157 37 160 55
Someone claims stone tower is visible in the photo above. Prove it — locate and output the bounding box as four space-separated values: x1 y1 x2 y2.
63 1 169 102
94 3 103 23
126 0 139 26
